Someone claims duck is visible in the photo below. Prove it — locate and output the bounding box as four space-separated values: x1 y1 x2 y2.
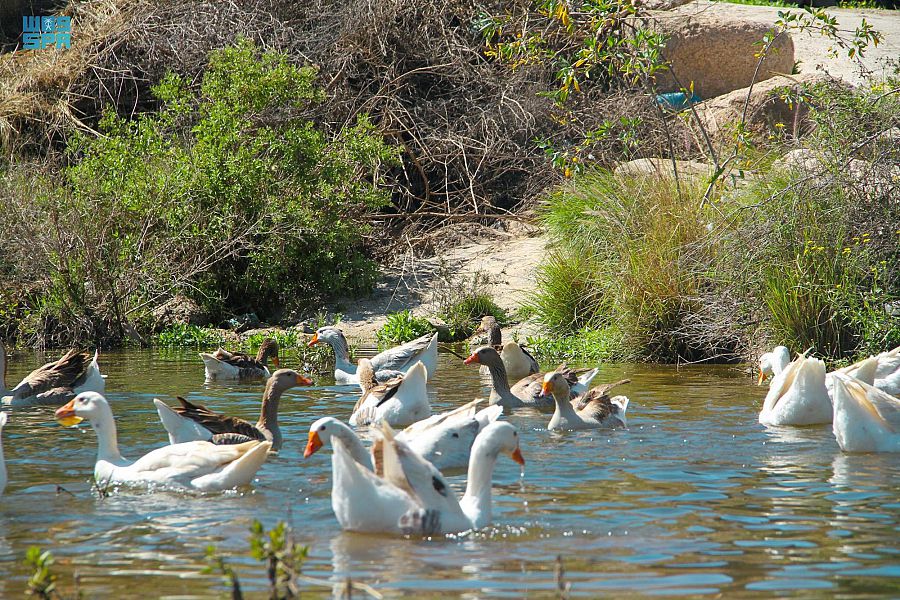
349 360 430 428
758 351 832 426
1 342 105 407
395 400 503 471
474 316 539 382
200 338 280 380
382 420 525 534
463 346 599 409
308 327 438 386
55 392 270 492
0 412 7 495
303 417 423 534
154 369 313 451
831 345 900 396
540 371 630 430
831 374 900 453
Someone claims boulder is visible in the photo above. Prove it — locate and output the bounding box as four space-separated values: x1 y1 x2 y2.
654 14 795 99
151 294 208 329
692 73 839 140
614 158 713 180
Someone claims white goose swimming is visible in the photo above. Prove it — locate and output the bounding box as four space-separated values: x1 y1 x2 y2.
55 392 270 492
1 342 105 406
308 327 438 386
397 400 503 470
832 345 900 396
383 420 525 534
758 351 832 426
831 374 900 453
349 360 430 428
0 412 7 495
304 417 419 534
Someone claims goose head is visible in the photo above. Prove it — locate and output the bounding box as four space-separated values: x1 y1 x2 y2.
256 338 280 367
55 391 111 427
267 368 313 394
304 416 346 458
464 346 502 368
307 327 346 349
540 371 570 399
758 346 791 384
477 421 525 465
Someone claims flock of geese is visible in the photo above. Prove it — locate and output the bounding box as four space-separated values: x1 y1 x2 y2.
0 316 898 535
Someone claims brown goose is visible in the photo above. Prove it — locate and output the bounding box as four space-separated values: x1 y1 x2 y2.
1 342 105 407
474 316 540 382
154 369 312 451
541 371 630 430
200 338 280 380
463 346 600 410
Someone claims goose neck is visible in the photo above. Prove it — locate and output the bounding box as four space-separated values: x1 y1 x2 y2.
462 435 500 524
91 408 124 464
486 361 515 402
256 382 281 446
333 425 373 471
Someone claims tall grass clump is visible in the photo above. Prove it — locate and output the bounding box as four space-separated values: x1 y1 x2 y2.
529 171 739 362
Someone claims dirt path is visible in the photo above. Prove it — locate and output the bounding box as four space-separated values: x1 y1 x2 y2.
331 224 548 342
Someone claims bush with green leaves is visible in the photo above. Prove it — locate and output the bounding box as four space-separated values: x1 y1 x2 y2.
0 39 396 347
376 310 435 346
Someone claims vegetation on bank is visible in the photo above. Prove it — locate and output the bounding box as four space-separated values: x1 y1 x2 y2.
0 40 395 348
528 77 900 365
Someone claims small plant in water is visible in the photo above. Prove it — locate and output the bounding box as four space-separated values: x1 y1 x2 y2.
25 546 81 599
376 310 434 346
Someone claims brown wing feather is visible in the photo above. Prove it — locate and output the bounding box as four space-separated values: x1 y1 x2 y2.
15 349 91 397
174 397 264 441
351 377 402 415
574 379 631 414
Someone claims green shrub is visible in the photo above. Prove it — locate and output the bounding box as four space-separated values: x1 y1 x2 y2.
376 310 435 346
525 326 624 364
0 39 397 347
154 324 226 348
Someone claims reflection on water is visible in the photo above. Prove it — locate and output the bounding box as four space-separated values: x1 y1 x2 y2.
0 349 897 596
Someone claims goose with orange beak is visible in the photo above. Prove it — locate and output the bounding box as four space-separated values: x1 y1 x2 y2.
155 369 313 451
55 392 271 492
540 371 629 431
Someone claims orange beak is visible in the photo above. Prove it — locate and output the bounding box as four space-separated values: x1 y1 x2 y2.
511 446 525 466
296 374 313 386
463 352 479 365
272 356 281 368
307 332 319 347
757 368 767 385
55 399 82 427
304 430 323 458
540 381 552 397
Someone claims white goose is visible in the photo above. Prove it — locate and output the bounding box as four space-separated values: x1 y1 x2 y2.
55 392 270 492
0 412 7 495
758 346 791 385
397 400 503 470
540 371 630 430
308 327 438 386
383 420 525 534
1 342 105 406
831 374 900 453
832 345 900 396
758 351 832 426
349 360 430 428
304 417 420 534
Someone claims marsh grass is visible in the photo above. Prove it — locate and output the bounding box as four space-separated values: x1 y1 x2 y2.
530 171 739 362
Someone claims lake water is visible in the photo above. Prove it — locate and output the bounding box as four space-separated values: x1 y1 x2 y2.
0 348 897 597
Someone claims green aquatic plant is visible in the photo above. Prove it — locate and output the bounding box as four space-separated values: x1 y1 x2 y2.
24 546 81 600
376 310 435 346
154 324 226 348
